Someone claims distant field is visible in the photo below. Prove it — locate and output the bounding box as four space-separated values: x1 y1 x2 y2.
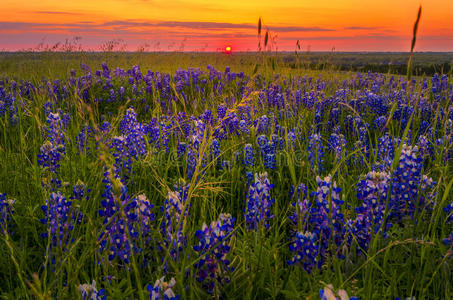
1 52 453 80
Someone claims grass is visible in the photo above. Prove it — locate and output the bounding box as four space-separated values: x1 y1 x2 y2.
0 52 452 299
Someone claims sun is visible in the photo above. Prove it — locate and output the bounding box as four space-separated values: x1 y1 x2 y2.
225 46 232 53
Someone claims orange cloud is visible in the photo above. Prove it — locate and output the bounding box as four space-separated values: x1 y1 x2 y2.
1 0 453 51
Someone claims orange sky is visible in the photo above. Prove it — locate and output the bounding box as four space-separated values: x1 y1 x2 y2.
1 0 453 51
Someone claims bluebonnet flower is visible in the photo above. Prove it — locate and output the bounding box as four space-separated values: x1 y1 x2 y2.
243 144 255 167
389 144 435 219
256 134 268 149
111 107 147 181
38 142 65 178
41 192 78 260
202 109 213 126
288 231 319 273
346 171 391 253
176 142 186 157
43 101 53 115
288 175 346 271
0 86 19 125
76 125 95 153
287 130 296 142
146 277 179 300
239 119 249 134
160 181 190 261
101 62 111 79
135 193 155 238
374 115 387 130
217 105 227 120
0 193 14 234
375 133 399 170
307 133 324 173
38 112 66 189
57 109 71 128
71 180 91 201
417 135 432 159
256 115 270 134
245 171 254 185
187 119 206 180
211 139 221 166
245 172 275 230
98 171 150 265
79 280 106 300
329 133 347 161
193 213 235 293
349 140 368 167
443 200 453 224
289 183 309 227
443 233 453 248
257 135 276 169
43 112 65 145
319 284 358 300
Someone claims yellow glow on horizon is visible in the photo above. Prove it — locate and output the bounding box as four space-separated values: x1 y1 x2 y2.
1 0 453 51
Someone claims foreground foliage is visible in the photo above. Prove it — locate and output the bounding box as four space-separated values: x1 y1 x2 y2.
0 61 452 299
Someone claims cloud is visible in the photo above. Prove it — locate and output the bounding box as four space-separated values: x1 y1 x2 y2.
103 20 255 30
280 34 405 41
103 20 334 32
1 19 452 51
35 11 83 15
344 26 379 30
0 20 334 36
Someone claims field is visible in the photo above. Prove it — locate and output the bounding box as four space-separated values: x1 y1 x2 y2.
0 52 452 299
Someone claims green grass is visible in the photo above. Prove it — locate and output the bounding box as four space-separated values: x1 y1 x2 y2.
0 52 452 299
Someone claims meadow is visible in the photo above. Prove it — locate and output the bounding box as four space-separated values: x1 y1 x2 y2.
0 51 452 299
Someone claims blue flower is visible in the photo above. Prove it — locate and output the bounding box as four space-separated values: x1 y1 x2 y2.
443 233 453 247
146 277 179 300
38 111 66 189
288 231 319 273
79 280 106 300
346 171 390 252
41 192 78 260
243 144 255 167
111 107 147 181
98 171 154 265
160 181 190 262
307 133 324 173
0 193 14 234
288 175 346 271
193 213 235 293
245 172 275 230
319 284 358 300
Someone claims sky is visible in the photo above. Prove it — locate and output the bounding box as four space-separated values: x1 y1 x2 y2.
1 0 453 52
